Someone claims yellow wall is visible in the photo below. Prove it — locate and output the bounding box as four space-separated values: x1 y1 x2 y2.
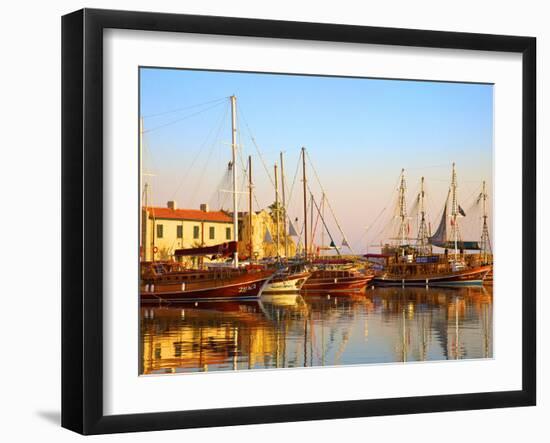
238 210 297 259
141 211 233 261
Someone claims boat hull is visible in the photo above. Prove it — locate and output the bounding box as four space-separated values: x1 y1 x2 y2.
263 272 311 293
302 272 373 293
140 270 275 302
373 265 491 287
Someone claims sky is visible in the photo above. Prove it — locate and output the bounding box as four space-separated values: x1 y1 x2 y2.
140 67 493 253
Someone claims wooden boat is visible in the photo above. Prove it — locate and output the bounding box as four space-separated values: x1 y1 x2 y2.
140 96 277 302
140 260 275 302
371 166 492 287
373 259 492 287
302 267 373 292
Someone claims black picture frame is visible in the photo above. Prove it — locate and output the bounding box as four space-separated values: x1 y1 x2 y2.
62 8 536 435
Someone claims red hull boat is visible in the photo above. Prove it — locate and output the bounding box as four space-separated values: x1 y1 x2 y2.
301 269 373 293
373 264 492 287
140 262 275 302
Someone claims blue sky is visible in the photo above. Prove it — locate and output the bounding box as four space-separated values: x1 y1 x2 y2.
140 68 493 252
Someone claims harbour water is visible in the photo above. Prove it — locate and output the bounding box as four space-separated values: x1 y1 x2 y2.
140 286 492 375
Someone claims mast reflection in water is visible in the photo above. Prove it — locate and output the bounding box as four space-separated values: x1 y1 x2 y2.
140 287 492 375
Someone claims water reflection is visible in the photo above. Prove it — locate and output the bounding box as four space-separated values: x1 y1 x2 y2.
140 286 492 375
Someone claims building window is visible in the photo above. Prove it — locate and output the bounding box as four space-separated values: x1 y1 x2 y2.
193 226 200 239
177 225 183 239
209 226 215 240
156 224 163 239
226 227 231 240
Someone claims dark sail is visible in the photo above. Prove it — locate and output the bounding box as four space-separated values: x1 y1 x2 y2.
429 201 447 246
429 197 481 250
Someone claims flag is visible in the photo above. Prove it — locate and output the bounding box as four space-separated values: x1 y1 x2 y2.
329 240 336 249
341 238 350 247
264 227 273 243
288 220 299 237
458 205 466 216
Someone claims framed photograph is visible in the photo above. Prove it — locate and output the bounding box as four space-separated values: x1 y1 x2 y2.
62 8 536 435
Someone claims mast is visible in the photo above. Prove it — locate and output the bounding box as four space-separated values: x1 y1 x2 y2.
248 155 253 261
302 147 308 260
480 180 491 263
274 162 280 259
230 95 239 267
310 193 314 256
417 176 430 255
397 168 408 255
280 151 288 258
450 162 459 259
321 193 325 252
139 116 144 259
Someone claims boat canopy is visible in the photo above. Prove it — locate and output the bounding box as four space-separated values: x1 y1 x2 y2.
174 241 237 257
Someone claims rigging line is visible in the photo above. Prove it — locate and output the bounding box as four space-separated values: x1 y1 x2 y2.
189 118 226 207
143 101 226 133
237 104 276 189
311 195 322 248
286 151 302 217
295 197 313 251
305 150 355 254
404 163 452 171
170 104 229 201
142 96 229 119
141 131 160 180
308 189 341 256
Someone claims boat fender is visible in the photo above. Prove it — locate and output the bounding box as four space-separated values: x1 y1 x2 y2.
181 283 186 291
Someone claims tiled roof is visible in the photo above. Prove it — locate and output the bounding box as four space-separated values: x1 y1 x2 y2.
145 207 232 223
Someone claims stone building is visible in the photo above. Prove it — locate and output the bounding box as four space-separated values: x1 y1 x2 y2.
237 209 297 260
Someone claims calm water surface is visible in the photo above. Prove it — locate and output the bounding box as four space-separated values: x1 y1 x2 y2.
140 286 492 374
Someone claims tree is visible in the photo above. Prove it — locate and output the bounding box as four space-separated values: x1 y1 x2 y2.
268 201 285 224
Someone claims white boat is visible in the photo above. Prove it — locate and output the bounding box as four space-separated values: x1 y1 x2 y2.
262 267 311 293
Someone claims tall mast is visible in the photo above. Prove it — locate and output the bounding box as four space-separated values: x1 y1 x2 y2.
274 162 280 259
417 176 430 255
248 155 253 261
310 193 314 256
302 147 308 260
139 117 144 258
480 180 491 263
230 95 239 267
280 151 288 258
450 162 459 259
321 193 325 251
397 168 408 255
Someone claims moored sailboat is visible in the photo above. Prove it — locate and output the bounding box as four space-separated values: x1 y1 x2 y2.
262 151 312 293
373 165 491 287
139 95 275 301
297 147 373 293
